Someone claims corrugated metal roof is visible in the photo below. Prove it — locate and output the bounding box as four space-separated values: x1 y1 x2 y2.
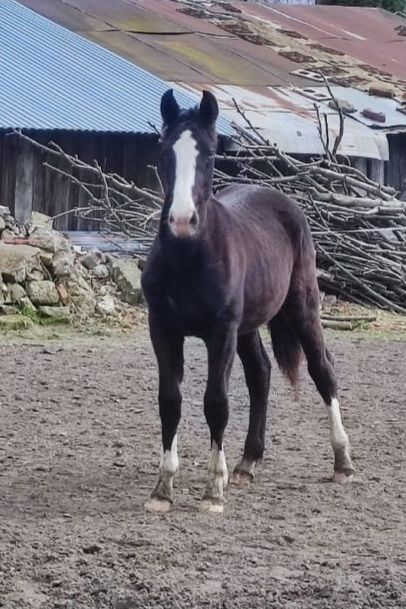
0 0 233 134
245 4 406 82
179 83 389 160
16 0 317 88
10 0 406 157
22 0 406 97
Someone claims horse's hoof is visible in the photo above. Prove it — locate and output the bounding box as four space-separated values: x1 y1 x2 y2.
144 497 172 513
230 469 254 487
333 470 355 484
200 499 224 514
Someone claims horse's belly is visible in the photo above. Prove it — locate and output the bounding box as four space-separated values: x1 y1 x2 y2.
239 296 284 334
240 264 292 333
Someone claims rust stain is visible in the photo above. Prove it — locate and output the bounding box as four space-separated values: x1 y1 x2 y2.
16 0 406 99
241 2 406 81
258 87 314 120
154 37 272 85
117 13 185 33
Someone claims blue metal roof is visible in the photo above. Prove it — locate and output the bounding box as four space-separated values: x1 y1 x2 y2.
0 0 233 134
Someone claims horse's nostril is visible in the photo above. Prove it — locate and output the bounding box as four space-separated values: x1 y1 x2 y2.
190 212 198 227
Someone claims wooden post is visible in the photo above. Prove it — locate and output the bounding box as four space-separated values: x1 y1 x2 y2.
352 157 368 176
14 141 34 224
369 159 385 185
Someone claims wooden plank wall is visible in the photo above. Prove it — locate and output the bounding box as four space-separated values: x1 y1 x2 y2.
1 130 404 231
387 134 406 193
0 130 160 231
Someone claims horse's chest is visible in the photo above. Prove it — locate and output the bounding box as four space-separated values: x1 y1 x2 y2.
164 279 220 335
143 247 235 336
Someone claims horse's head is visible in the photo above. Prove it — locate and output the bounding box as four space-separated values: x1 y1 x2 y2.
159 89 219 239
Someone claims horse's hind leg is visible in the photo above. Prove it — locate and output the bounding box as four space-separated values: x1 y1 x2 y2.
231 330 271 486
288 297 354 481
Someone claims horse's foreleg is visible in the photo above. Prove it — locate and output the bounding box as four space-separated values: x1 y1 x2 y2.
231 330 271 486
145 318 184 513
201 324 237 513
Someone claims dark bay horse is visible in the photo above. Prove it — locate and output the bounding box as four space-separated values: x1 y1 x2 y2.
141 89 354 513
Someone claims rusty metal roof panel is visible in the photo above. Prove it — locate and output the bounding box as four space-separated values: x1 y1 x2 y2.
242 3 404 42
86 30 212 83
17 0 406 95
222 36 314 87
85 29 295 86
20 0 189 33
16 0 111 32
243 4 406 81
16 0 316 88
18 0 234 36
131 33 285 86
0 0 233 133
317 40 406 82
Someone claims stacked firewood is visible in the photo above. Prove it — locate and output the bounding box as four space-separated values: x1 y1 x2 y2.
14 121 406 314
214 125 406 314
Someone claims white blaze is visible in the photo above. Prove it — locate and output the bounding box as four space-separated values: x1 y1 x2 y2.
170 130 198 220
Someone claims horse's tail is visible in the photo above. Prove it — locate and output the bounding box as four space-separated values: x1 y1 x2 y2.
268 312 302 388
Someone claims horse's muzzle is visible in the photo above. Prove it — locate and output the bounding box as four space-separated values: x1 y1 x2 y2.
168 211 199 238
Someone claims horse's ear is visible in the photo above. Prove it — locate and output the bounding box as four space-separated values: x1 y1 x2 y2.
199 90 219 125
160 89 180 125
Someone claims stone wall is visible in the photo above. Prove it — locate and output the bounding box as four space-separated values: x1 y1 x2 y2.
0 207 143 329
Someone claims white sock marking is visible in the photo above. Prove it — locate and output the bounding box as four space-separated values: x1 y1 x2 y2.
208 442 228 484
160 435 179 475
170 130 198 222
328 398 349 451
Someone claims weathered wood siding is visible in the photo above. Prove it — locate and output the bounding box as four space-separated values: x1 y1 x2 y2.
0 130 160 231
387 134 406 193
1 129 405 232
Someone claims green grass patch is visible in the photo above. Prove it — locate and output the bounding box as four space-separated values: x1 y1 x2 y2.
19 305 70 326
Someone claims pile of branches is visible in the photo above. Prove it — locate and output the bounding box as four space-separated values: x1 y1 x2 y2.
14 101 406 313
13 131 163 249
214 120 406 314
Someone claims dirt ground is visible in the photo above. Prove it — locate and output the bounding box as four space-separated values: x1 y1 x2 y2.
0 324 405 609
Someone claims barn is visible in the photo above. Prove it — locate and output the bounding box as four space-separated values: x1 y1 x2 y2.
2 0 406 233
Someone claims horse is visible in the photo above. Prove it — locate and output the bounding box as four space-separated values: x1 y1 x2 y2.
141 89 355 514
